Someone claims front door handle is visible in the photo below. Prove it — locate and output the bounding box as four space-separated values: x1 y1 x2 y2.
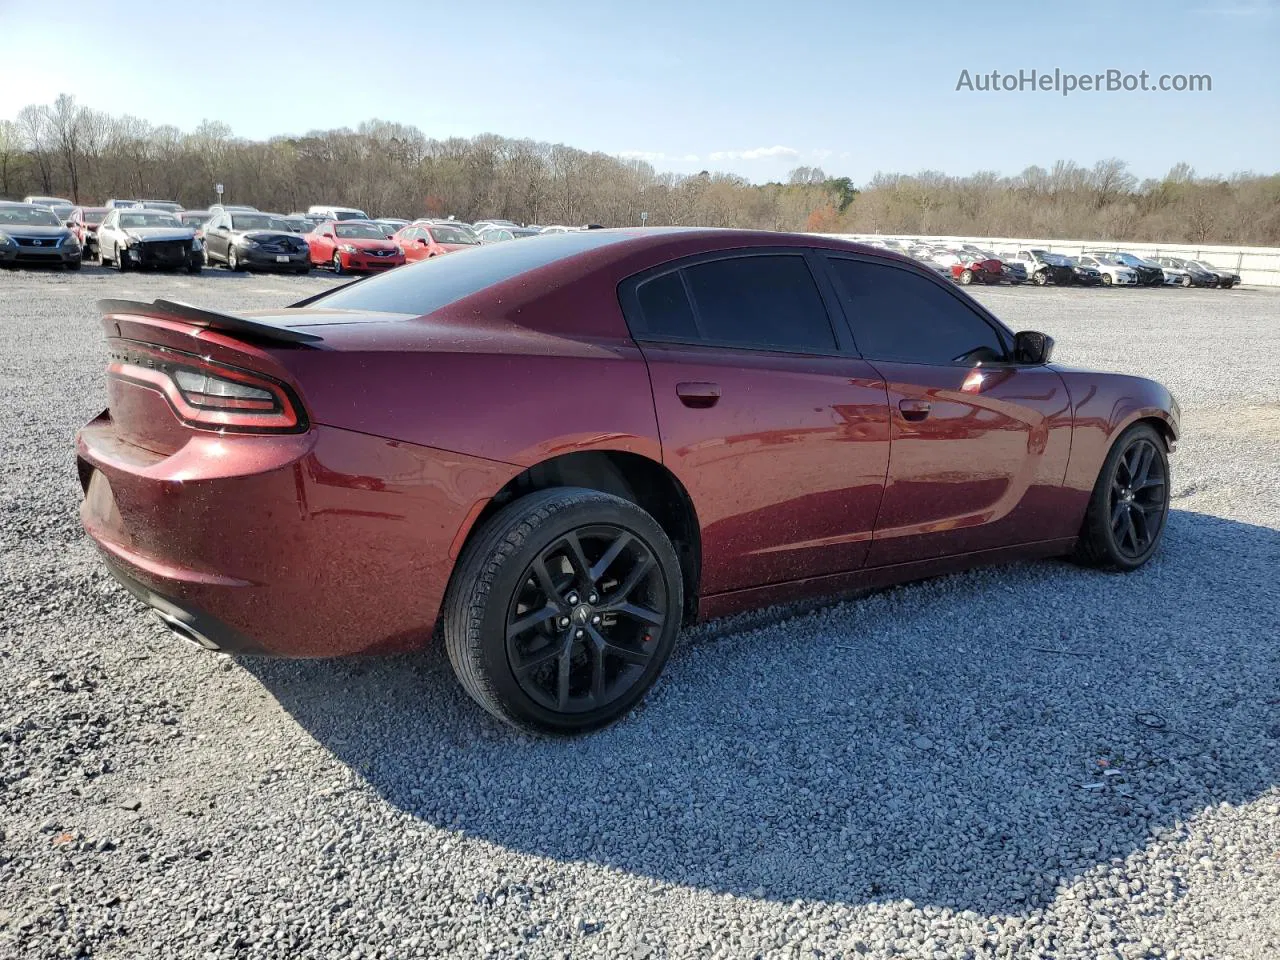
676 381 721 409
898 399 931 421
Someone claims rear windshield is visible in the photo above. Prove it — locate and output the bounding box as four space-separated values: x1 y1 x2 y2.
307 230 633 316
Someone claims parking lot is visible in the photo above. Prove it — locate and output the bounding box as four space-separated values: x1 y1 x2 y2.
2 265 1278 959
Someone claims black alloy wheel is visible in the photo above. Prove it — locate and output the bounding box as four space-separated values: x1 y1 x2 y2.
505 524 667 715
444 487 683 734
1075 423 1170 570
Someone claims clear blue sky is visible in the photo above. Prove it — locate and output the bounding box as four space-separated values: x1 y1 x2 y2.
2 0 1277 184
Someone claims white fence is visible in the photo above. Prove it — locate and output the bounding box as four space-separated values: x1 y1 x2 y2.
828 234 1280 287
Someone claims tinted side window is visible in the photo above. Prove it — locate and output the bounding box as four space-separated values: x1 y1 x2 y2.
634 272 698 339
683 255 836 352
828 258 1007 365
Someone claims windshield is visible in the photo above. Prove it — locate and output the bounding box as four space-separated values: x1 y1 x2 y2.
83 207 109 223
334 222 388 239
232 214 288 231
333 210 369 221
180 213 211 226
118 212 183 229
0 206 63 227
429 225 479 244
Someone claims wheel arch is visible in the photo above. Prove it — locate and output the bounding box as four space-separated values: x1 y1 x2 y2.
458 450 702 625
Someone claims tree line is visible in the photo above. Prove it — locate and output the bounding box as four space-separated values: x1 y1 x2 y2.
2 94 1278 246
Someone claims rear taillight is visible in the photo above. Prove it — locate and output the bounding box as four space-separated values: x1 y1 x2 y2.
107 342 306 433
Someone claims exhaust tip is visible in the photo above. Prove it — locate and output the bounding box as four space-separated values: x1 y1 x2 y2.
154 610 221 651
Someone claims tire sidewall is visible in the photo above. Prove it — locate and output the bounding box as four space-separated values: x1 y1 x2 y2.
451 490 683 734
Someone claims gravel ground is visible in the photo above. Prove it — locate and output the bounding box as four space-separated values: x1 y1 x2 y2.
2 265 1277 960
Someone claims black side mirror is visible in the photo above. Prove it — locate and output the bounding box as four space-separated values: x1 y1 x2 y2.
1013 330 1055 364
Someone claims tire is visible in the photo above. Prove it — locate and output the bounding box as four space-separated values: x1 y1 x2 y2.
202 247 210 267
65 259 82 271
1032 270 1047 286
1101 273 1112 286
115 243 129 272
1180 275 1192 287
959 269 973 285
187 263 202 275
1074 422 1170 571
295 264 311 275
443 487 684 735
331 252 345 275
227 248 243 272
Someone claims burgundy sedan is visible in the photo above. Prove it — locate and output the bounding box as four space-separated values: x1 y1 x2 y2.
77 229 1179 733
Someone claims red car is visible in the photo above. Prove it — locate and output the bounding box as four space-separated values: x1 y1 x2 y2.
394 221 481 262
306 219 405 274
76 230 1179 733
950 253 1005 285
67 206 110 259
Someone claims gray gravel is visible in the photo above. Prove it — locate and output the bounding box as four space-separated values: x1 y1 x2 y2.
2 265 1278 959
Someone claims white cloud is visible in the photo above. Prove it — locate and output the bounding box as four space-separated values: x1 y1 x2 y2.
617 150 666 163
682 154 701 163
708 145 801 162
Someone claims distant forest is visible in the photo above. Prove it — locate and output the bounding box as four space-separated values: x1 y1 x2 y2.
3 95 1278 245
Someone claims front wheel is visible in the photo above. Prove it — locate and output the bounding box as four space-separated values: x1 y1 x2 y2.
1180 275 1192 287
65 259 82 271
1101 273 1112 286
115 244 129 272
443 487 683 735
331 252 345 275
1032 270 1047 286
227 248 243 271
1074 423 1170 571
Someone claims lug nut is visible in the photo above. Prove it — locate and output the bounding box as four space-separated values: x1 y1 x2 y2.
559 617 570 628
591 615 601 625
575 629 584 638
567 593 578 605
588 593 598 604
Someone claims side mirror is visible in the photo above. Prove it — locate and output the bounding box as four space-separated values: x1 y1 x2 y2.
1013 330 1054 364
417 237 428 245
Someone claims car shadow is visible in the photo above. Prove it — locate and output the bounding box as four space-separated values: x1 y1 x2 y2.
239 510 1279 914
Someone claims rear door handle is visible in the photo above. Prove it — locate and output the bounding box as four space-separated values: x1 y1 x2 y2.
676 381 721 409
898 399 931 421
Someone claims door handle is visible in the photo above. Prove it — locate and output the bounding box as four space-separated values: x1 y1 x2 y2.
898 399 931 421
676 381 721 409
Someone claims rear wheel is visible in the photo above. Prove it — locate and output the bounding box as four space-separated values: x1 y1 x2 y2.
443 487 683 735
1074 423 1169 571
1180 275 1192 287
1101 273 1112 286
959 269 973 285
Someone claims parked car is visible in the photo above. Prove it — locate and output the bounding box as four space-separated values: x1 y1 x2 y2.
373 218 410 237
306 219 405 274
96 208 202 274
395 221 482 262
278 215 314 234
138 199 184 214
23 194 74 208
1066 257 1104 286
949 252 1005 285
306 204 370 222
178 210 212 239
1153 257 1215 288
208 204 258 216
472 219 520 233
0 201 82 269
1154 261 1193 287
1077 254 1139 286
1088 251 1163 286
1187 258 1240 288
540 225 579 234
478 226 542 244
75 228 1180 733
104 199 143 210
203 211 310 273
67 206 110 259
1001 249 1076 286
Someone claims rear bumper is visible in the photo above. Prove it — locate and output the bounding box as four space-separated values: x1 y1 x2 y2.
77 411 517 658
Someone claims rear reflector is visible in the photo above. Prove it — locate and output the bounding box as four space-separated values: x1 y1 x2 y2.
108 342 305 433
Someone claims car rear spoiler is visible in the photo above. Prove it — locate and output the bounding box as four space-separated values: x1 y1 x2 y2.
97 298 323 345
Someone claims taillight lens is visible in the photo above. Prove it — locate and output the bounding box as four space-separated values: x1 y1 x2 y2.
107 342 306 433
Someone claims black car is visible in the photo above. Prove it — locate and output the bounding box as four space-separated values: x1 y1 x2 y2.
0 202 83 269
97 208 202 273
1066 257 1103 286
1155 257 1218 288
203 211 311 273
1188 258 1241 289
1027 249 1077 285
